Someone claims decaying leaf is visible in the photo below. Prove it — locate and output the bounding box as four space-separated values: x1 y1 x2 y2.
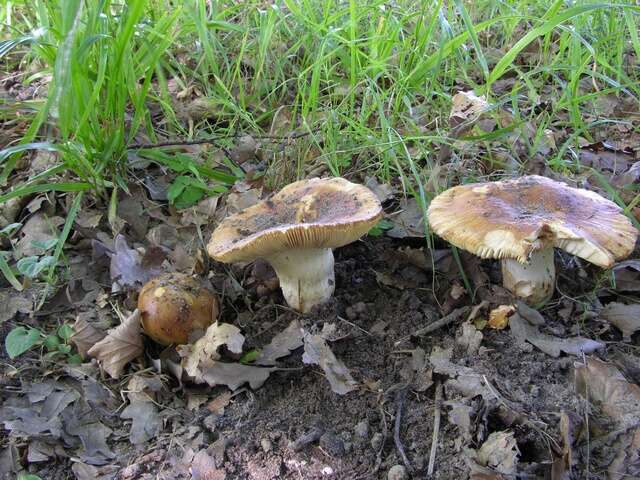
225 188 261 214
386 198 425 238
449 90 490 131
488 305 515 330
575 357 640 429
575 358 640 479
476 431 520 475
457 322 483 355
255 319 304 366
179 322 274 390
516 301 546 326
612 260 640 292
87 310 144 379
180 323 245 375
208 391 232 415
120 399 161 445
599 302 640 341
191 449 226 480
109 234 165 291
509 313 603 357
192 362 273 390
302 333 357 395
430 347 494 401
71 315 107 359
0 289 33 323
364 175 394 203
14 214 64 259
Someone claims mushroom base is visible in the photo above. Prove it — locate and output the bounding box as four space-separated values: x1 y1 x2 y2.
501 247 555 305
267 248 335 313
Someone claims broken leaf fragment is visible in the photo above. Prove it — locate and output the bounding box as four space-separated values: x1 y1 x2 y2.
87 310 144 379
509 313 603 357
599 302 640 341
575 357 640 479
488 305 515 330
476 431 520 475
302 333 357 395
179 322 274 390
255 319 304 366
71 315 107 359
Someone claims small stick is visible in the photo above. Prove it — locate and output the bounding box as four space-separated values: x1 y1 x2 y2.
395 306 470 345
394 386 413 472
127 129 320 150
289 426 323 452
427 381 443 476
372 402 388 475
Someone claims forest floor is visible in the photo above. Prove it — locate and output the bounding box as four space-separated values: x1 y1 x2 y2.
1 2 640 479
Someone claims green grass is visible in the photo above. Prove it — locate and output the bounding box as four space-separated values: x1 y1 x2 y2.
1 0 639 286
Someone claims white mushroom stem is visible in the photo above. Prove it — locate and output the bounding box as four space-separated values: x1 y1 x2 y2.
501 247 555 305
266 248 335 313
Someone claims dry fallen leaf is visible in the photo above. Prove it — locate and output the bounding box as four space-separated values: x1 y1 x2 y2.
71 315 107 359
179 322 274 390
364 175 394 203
109 234 165 292
612 260 640 292
476 431 520 475
574 357 640 429
255 319 304 366
302 333 357 395
180 323 245 375
457 322 483 355
14 214 64 259
449 90 490 131
488 305 515 330
207 391 232 415
386 198 425 239
509 313 603 357
87 310 144 379
575 358 640 479
0 289 33 323
599 302 640 341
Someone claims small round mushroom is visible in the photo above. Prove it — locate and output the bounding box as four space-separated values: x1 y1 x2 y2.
208 177 382 312
427 175 638 304
138 273 219 345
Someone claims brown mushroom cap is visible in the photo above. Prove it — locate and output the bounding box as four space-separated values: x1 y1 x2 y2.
427 175 638 267
208 177 383 263
138 273 218 345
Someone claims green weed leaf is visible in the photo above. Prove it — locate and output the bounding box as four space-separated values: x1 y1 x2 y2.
17 255 56 278
368 219 394 237
167 175 208 209
5 327 42 359
57 324 74 342
44 335 61 352
240 349 260 364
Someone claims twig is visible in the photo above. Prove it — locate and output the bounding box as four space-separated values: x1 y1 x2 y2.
289 426 323 452
395 306 470 345
394 385 413 473
127 129 320 150
367 402 388 478
427 381 443 476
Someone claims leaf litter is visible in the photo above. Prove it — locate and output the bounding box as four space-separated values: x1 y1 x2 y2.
87 309 144 379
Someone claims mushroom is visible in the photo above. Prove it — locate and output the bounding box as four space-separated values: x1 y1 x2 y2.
427 175 638 304
138 273 219 345
208 177 382 312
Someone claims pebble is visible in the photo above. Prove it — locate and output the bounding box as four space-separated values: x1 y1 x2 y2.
353 301 367 314
354 419 370 439
260 438 273 453
370 432 383 451
387 465 408 480
319 432 345 457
